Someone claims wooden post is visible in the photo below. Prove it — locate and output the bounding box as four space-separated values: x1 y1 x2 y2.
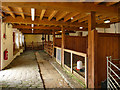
88 11 98 88
52 30 55 57
0 18 1 70
48 34 50 42
61 25 65 66
44 34 46 50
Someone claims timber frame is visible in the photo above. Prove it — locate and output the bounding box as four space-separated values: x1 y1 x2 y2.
1 1 120 88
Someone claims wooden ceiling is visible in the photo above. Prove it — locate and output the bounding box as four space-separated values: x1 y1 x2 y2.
1 1 120 34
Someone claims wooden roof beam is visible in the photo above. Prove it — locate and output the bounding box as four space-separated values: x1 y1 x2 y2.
18 7 25 19
3 16 87 27
40 9 46 20
94 0 105 5
2 6 15 18
20 29 52 34
64 12 79 22
106 2 119 6
13 25 88 31
48 10 58 21
3 16 110 28
71 14 88 22
2 2 118 17
56 11 69 21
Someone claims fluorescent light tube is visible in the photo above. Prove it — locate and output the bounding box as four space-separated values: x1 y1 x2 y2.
31 8 35 21
31 24 34 27
32 29 34 33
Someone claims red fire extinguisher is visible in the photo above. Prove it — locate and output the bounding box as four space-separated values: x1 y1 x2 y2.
4 49 8 60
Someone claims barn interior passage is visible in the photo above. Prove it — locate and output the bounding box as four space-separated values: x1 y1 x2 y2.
0 1 120 89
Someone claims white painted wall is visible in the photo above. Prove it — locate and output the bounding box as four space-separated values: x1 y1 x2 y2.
1 23 24 69
69 23 120 36
1 23 13 69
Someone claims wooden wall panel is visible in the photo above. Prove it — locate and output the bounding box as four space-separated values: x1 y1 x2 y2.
65 36 88 53
97 33 120 87
55 38 62 47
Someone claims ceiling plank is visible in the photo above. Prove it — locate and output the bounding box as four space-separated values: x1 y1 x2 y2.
64 12 79 22
2 6 15 18
17 7 25 19
48 10 58 21
56 11 69 21
40 9 46 20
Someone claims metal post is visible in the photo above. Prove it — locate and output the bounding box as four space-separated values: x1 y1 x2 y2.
71 52 73 73
106 56 109 88
110 56 112 75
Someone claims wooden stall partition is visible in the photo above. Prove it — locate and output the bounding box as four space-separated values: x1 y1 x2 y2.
65 36 88 53
55 38 62 47
96 33 120 87
44 41 53 56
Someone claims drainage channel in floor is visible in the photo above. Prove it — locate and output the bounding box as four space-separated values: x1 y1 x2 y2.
35 53 46 90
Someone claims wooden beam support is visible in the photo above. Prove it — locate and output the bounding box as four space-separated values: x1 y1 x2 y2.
88 11 97 88
4 16 110 28
56 11 69 21
18 7 25 19
13 25 89 31
106 2 119 6
45 34 46 42
48 10 58 21
2 2 118 17
20 29 52 34
2 6 15 18
61 25 65 66
48 34 50 41
71 14 88 22
64 12 79 22
40 9 46 20
52 30 55 57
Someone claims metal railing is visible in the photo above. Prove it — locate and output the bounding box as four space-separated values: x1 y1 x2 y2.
107 56 120 89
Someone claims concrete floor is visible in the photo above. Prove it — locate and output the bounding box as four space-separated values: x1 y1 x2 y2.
0 50 70 89
35 51 70 88
0 51 43 88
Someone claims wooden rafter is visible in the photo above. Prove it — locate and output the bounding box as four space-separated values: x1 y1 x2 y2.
106 2 119 6
78 16 88 23
40 9 46 20
18 7 25 19
13 25 88 31
2 2 118 17
94 0 105 5
2 6 15 18
48 10 58 21
71 14 88 22
64 12 79 22
3 16 110 28
56 11 69 21
0 12 4 17
3 16 87 27
20 29 52 34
